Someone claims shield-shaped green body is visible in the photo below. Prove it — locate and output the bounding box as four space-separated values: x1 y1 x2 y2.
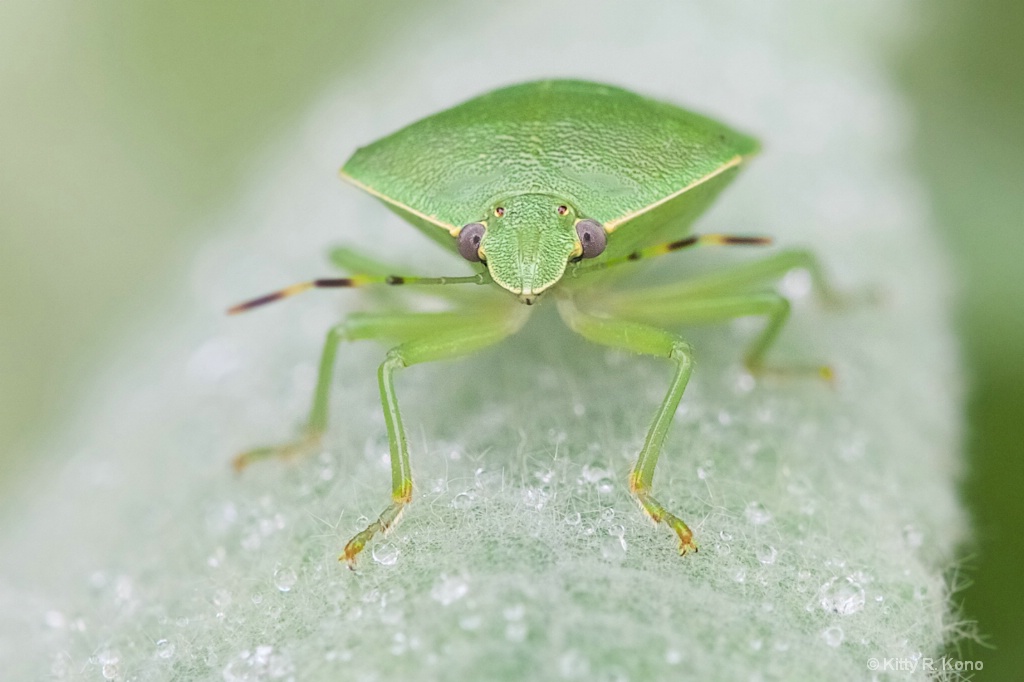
341 80 759 299
232 80 835 566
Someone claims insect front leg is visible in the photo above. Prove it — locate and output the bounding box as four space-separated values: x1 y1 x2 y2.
341 312 528 567
556 298 698 555
232 310 487 472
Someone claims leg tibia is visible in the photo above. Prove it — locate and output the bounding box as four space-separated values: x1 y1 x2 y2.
232 320 350 471
340 311 528 566
557 298 698 555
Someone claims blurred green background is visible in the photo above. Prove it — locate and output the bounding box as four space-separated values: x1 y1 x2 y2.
0 1 1020 679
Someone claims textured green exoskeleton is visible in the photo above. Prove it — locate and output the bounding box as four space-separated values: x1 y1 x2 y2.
230 80 837 566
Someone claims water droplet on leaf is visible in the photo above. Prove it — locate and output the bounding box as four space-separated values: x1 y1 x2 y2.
273 567 297 593
372 542 400 566
822 626 844 647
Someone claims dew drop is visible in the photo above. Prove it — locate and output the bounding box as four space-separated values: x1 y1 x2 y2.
505 621 528 642
559 649 590 678
744 501 773 525
818 577 865 615
581 464 612 484
451 491 476 510
241 531 261 551
44 610 66 629
114 575 133 606
155 638 175 659
564 512 582 526
213 589 232 608
50 654 71 679
522 486 548 510
222 646 294 681
503 604 525 621
734 372 756 394
902 524 923 549
822 626 844 647
273 567 297 593
474 467 501 490
757 545 778 565
390 631 408 656
89 571 108 591
372 542 400 566
600 537 626 565
431 575 469 606
459 614 483 631
665 649 683 665
97 651 119 680
207 546 226 568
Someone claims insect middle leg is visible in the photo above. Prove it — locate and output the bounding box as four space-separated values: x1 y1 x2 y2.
615 248 848 305
232 310 494 472
556 298 698 554
596 249 841 379
341 311 528 566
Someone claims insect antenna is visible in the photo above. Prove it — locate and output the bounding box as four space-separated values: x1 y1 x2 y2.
227 272 489 314
573 233 771 278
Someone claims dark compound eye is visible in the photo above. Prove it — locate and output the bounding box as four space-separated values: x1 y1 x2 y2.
575 219 607 259
557 205 568 215
494 206 505 218
458 222 486 262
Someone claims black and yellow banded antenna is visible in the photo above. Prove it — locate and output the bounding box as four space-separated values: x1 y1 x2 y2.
572 233 772 278
227 272 490 315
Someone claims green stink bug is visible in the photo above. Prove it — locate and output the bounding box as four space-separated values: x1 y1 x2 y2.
230 79 837 566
